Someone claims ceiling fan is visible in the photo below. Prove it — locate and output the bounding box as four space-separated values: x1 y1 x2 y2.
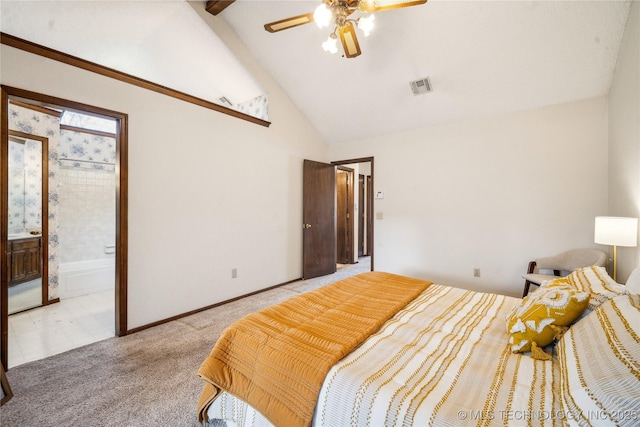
266 0 427 58
205 0 428 59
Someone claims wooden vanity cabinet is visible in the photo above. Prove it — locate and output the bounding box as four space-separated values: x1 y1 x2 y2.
8 236 42 286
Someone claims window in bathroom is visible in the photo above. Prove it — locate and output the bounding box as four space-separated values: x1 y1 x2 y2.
60 111 117 134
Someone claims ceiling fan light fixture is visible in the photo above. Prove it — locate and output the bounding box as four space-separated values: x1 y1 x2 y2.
263 0 429 58
339 22 362 58
357 0 376 13
314 3 332 28
322 34 339 54
357 14 375 36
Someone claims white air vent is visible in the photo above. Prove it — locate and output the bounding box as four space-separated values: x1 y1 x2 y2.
409 77 432 96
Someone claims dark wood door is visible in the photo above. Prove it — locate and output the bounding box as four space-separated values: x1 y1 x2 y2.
358 174 365 257
336 169 350 264
366 175 373 256
303 159 336 279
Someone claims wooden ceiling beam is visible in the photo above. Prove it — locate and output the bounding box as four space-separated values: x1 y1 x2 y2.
205 0 236 16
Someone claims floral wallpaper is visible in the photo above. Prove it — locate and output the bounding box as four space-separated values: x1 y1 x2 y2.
8 167 25 230
8 139 42 231
235 93 269 121
59 129 116 171
8 141 25 231
9 104 61 300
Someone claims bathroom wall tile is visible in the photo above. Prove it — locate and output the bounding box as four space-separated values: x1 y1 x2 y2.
58 166 115 263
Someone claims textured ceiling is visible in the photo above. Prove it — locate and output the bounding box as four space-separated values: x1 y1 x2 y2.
218 0 631 143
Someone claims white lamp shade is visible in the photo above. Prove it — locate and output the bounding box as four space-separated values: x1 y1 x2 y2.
357 14 375 37
313 4 332 28
594 216 638 247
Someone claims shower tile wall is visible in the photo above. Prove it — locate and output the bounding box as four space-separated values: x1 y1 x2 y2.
59 168 115 263
58 128 116 264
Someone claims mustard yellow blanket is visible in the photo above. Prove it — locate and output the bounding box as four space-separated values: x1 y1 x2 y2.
197 271 431 427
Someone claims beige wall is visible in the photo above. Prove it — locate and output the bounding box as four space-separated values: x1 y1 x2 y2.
330 97 610 296
608 0 640 282
1 37 328 329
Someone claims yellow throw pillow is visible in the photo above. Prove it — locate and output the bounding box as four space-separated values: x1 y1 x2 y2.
507 282 589 360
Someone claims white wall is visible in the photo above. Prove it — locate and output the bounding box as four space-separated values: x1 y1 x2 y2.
1 33 328 329
608 0 640 282
330 97 609 297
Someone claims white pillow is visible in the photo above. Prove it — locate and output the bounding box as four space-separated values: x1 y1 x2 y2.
557 295 640 426
625 267 640 294
544 266 629 314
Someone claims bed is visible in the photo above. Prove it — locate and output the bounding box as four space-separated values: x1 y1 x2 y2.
197 268 640 427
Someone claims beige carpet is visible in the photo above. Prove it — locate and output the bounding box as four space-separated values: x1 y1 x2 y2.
0 258 370 426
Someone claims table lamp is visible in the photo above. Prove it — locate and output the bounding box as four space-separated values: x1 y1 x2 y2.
594 216 638 281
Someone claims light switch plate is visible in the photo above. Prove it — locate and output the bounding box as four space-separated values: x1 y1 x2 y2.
375 191 384 199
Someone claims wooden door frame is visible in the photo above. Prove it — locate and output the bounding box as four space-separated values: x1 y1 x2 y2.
358 174 364 257
336 166 355 264
366 175 373 256
0 86 129 370
332 157 374 270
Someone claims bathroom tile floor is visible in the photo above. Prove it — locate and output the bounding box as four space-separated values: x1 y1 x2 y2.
7 290 114 368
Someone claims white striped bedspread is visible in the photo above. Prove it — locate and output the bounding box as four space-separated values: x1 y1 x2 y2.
207 284 563 427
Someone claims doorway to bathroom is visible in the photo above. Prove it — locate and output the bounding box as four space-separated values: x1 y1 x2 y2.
1 87 128 370
8 107 116 367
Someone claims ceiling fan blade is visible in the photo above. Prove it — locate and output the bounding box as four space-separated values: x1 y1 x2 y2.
339 23 361 58
360 0 427 13
205 0 236 16
264 13 315 33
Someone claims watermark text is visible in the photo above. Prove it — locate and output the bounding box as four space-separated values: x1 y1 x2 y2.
456 409 639 422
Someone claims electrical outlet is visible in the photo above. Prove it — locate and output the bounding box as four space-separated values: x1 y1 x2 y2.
232 268 238 278
473 268 481 277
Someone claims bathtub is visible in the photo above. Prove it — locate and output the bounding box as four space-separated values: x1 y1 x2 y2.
58 258 115 299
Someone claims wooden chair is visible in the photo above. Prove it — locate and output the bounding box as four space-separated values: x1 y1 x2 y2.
0 361 12 406
522 249 607 297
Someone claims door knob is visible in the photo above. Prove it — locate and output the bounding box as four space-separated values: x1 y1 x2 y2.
303 224 312 229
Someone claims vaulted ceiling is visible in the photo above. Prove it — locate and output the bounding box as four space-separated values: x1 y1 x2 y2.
214 0 631 144
1 1 632 145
